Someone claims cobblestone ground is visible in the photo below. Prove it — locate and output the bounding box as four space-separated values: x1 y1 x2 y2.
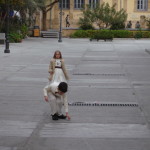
0 38 150 150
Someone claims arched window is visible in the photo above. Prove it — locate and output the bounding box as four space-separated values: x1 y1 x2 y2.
137 0 148 10
89 0 99 8
59 0 70 9
74 0 84 9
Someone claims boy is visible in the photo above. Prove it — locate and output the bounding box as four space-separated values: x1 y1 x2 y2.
43 82 71 120
65 15 70 27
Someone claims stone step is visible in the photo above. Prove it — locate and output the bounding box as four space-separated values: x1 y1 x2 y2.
41 31 59 38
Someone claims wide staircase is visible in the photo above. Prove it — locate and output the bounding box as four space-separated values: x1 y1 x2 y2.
41 30 59 38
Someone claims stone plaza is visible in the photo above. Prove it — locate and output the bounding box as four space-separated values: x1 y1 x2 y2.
0 37 150 150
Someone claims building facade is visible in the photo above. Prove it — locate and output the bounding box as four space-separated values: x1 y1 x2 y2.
36 0 150 30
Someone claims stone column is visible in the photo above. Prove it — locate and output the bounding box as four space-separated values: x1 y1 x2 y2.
85 0 88 5
69 0 74 20
148 0 150 11
53 4 59 29
123 0 127 11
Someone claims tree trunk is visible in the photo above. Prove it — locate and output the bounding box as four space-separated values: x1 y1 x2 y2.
42 0 59 30
0 12 7 32
42 10 47 31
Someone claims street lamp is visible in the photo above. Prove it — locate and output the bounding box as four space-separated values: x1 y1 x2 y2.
58 0 63 42
4 0 10 53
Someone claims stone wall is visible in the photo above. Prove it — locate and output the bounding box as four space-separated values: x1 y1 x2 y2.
36 0 150 31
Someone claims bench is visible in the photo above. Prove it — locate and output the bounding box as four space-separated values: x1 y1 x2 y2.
0 33 5 44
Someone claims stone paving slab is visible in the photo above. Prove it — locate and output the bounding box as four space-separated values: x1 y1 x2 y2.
40 123 150 138
19 137 150 150
68 106 145 124
74 65 125 74
68 87 136 102
0 38 150 150
125 65 150 82
134 87 150 116
0 146 17 150
0 120 37 137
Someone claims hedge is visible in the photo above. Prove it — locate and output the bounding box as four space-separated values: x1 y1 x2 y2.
70 29 150 38
90 30 113 40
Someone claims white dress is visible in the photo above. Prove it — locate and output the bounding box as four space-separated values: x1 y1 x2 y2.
51 59 67 83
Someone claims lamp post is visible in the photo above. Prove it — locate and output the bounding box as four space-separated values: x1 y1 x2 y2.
4 0 10 53
58 0 63 42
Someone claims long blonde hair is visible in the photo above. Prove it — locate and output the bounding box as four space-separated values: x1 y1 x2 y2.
53 50 62 59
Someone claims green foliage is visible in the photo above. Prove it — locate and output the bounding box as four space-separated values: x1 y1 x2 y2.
92 3 112 28
110 23 125 30
9 32 23 43
134 32 143 39
142 31 150 38
0 0 24 5
70 29 150 39
79 3 127 30
0 0 41 41
20 24 28 38
133 29 143 39
70 30 91 38
0 0 38 32
78 5 94 30
111 30 131 38
90 30 113 40
109 7 127 30
1 0 59 33
79 24 95 30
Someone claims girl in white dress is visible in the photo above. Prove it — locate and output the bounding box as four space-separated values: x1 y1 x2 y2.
48 50 69 83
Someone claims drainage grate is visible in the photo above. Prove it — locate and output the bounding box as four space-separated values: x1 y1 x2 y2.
68 102 138 107
73 73 125 76
83 60 118 61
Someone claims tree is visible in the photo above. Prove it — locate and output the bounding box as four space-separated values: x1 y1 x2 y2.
79 2 127 30
92 3 110 29
0 0 24 5
109 6 127 30
0 0 60 32
0 0 37 32
78 5 94 30
35 0 59 30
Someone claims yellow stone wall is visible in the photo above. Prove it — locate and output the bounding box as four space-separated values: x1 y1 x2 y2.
37 0 150 30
